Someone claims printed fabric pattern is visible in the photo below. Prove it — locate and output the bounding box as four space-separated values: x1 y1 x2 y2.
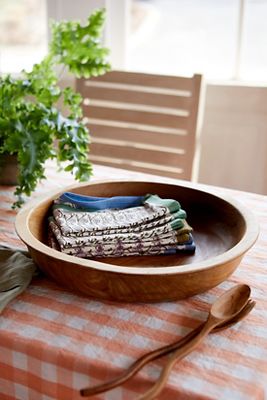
48 194 196 258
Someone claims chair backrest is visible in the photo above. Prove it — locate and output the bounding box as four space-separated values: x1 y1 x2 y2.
76 71 203 180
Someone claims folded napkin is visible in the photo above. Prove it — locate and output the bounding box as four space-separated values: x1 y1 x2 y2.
0 246 37 313
52 194 185 235
57 192 145 211
48 193 196 258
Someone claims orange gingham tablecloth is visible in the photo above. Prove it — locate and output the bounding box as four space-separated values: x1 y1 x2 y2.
0 163 267 400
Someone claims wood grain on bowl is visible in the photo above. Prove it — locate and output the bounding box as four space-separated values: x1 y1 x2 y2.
15 180 259 302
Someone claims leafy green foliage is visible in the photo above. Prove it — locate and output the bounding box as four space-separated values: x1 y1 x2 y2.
50 9 110 78
0 8 110 207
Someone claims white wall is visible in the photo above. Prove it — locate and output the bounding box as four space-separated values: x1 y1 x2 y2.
46 0 105 23
198 83 267 194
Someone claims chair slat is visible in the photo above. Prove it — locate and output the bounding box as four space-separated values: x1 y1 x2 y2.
90 156 186 180
89 142 188 169
79 85 192 110
88 123 190 150
86 105 189 130
89 70 198 92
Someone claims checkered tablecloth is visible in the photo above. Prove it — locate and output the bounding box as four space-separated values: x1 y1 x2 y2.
0 162 267 400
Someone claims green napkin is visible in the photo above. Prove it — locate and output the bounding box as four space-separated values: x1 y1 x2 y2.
0 246 37 313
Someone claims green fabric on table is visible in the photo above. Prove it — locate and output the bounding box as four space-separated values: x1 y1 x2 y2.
0 246 37 313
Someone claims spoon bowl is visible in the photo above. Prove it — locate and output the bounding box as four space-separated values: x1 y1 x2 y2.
211 284 251 320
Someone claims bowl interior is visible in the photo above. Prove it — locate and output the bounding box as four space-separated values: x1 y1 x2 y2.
28 181 247 269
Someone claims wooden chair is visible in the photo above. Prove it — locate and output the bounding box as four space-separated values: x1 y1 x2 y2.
76 71 204 181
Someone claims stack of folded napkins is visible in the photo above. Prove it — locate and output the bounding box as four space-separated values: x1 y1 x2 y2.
48 192 196 258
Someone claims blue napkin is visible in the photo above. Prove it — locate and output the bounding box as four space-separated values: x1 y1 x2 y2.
58 192 145 211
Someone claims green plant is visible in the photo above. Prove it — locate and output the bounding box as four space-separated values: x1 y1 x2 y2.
0 8 110 207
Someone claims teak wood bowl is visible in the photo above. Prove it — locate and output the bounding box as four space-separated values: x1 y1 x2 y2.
15 180 259 302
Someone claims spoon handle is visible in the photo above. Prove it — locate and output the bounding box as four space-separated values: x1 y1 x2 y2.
80 300 255 398
137 318 218 400
80 323 204 397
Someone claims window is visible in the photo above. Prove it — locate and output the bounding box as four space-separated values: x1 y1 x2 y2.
1 0 266 83
240 0 267 80
127 0 267 82
0 0 47 73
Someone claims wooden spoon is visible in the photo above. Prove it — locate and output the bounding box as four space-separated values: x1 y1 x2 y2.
80 289 253 398
138 284 251 400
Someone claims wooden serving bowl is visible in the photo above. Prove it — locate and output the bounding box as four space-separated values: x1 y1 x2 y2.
15 180 259 302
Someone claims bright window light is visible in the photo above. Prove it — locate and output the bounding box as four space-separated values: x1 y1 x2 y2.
0 0 47 74
127 0 267 82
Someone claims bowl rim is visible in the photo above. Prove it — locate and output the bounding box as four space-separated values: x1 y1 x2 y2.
15 179 259 275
